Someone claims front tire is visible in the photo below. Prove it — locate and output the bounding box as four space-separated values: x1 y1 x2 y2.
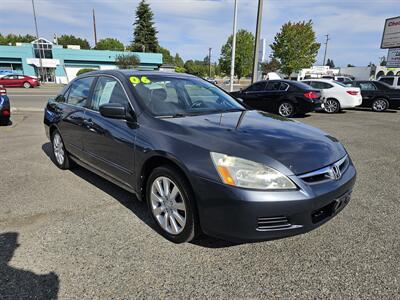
323 98 340 113
23 82 31 89
278 101 295 117
146 165 199 243
372 98 388 112
51 130 71 170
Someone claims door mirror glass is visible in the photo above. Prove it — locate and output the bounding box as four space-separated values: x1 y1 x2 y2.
99 103 127 119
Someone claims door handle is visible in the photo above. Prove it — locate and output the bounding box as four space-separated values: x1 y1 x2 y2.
83 119 94 127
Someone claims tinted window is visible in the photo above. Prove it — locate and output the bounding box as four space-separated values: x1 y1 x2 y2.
247 82 266 92
379 77 394 85
66 77 94 107
90 77 129 111
358 82 376 91
279 83 289 91
265 81 281 91
312 81 333 89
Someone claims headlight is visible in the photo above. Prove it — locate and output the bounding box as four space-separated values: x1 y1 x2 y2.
210 152 296 190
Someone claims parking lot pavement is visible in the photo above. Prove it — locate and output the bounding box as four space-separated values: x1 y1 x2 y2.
6 85 61 111
0 109 399 299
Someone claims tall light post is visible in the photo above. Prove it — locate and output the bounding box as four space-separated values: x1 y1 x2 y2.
230 0 238 92
208 47 212 78
251 0 263 83
31 0 43 82
322 34 330 66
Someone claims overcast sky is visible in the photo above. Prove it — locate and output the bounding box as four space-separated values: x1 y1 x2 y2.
0 0 396 67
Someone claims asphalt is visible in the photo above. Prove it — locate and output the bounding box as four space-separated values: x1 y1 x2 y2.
0 88 399 299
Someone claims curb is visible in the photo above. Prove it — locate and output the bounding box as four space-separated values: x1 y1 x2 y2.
11 107 43 113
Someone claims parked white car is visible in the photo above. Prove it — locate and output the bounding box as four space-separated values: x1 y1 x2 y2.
302 79 362 113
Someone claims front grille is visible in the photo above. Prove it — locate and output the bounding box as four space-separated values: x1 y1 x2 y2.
298 155 349 184
257 216 291 230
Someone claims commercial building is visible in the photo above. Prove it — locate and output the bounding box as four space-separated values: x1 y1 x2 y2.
0 38 163 84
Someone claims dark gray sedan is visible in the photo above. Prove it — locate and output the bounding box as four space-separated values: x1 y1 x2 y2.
44 70 356 243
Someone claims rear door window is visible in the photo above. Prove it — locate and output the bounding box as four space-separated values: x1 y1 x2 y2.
359 82 377 91
265 81 281 91
66 77 94 107
247 82 266 92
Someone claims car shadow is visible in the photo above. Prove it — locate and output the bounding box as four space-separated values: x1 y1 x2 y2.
0 232 59 299
350 108 397 113
41 143 240 249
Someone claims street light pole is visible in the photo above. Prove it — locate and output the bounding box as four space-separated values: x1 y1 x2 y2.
230 0 238 92
31 0 43 82
323 34 330 66
251 0 263 84
208 47 212 78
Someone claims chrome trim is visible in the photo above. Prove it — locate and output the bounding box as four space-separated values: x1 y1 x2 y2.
298 155 348 183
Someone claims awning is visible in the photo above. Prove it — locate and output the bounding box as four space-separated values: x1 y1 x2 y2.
26 58 60 68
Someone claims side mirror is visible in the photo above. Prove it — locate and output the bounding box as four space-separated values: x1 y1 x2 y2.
100 103 131 120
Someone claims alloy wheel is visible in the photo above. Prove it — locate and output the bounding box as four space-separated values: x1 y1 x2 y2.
279 103 293 117
23 82 31 89
324 99 339 113
150 176 187 235
372 99 387 112
53 133 65 166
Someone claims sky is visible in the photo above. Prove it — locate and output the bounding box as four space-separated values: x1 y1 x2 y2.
0 0 397 67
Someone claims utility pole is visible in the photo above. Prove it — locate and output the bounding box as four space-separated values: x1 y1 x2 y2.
251 0 263 84
230 0 238 92
31 0 43 82
323 34 330 66
93 8 98 47
208 47 212 78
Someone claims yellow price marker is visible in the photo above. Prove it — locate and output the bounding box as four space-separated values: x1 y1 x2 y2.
130 76 140 84
141 76 151 84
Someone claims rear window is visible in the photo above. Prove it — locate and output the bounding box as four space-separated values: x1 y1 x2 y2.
290 81 314 90
379 77 394 85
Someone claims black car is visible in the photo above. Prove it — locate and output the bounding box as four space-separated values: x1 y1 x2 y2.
44 70 356 243
0 86 10 125
230 80 321 117
350 80 400 112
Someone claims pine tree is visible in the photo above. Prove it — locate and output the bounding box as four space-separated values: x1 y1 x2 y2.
130 0 159 53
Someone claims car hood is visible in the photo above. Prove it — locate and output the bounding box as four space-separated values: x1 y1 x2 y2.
160 110 347 175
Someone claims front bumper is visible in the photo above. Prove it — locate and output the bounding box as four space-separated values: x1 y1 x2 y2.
192 161 356 242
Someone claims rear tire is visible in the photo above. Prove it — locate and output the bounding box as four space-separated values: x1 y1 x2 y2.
278 101 295 117
372 98 388 112
23 82 31 89
323 98 340 113
146 165 199 243
51 130 71 170
0 118 9 126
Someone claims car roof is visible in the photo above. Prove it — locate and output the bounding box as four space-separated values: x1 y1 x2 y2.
81 69 197 79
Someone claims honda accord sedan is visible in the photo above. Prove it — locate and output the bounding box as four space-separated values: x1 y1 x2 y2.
44 70 356 243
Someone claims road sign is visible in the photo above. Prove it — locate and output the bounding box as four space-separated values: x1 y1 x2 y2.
381 16 400 49
387 48 400 68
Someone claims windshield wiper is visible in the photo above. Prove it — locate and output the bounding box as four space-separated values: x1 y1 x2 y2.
158 113 186 118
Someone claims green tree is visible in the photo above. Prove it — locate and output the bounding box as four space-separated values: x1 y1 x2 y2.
347 64 355 67
129 0 158 52
116 54 140 69
184 60 208 77
76 68 97 76
326 58 335 68
219 29 254 80
174 54 184 67
94 38 124 51
57 35 90 49
158 46 174 64
261 57 281 74
270 20 320 76
0 33 36 45
380 56 387 66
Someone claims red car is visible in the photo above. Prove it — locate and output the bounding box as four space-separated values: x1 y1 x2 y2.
0 74 40 88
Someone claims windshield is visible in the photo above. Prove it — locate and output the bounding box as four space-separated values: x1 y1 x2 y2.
127 75 244 117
